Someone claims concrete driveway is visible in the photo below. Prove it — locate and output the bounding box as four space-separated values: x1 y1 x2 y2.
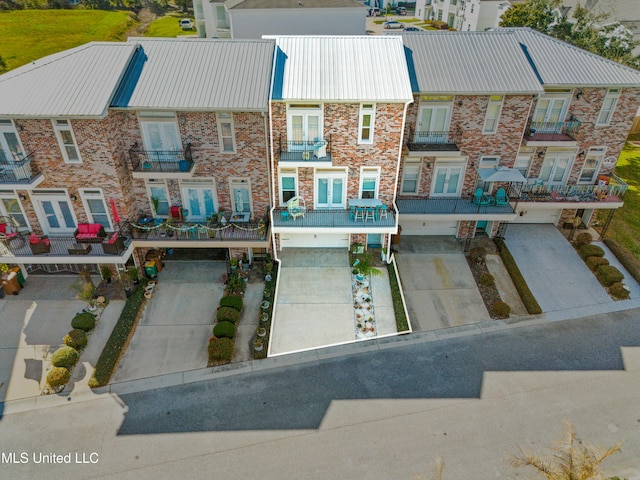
504 224 611 314
394 236 490 331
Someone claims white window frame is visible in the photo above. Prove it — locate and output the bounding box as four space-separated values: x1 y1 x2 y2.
138 112 181 152
229 177 252 214
578 147 607 184
479 156 500 168
0 119 26 163
400 161 421 195
358 104 376 144
314 168 347 209
431 159 466 197
514 155 532 178
596 89 620 126
180 179 218 222
359 167 380 199
286 104 324 144
483 95 503 134
0 190 30 230
278 168 298 206
217 112 236 153
79 188 113 231
146 180 170 218
53 119 82 164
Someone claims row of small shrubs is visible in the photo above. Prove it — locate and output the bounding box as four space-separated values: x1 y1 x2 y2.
494 238 542 315
89 286 146 388
387 262 409 332
208 292 244 366
604 238 640 285
574 234 629 300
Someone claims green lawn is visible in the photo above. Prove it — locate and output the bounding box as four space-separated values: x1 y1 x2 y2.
597 138 640 257
0 10 136 71
144 15 196 38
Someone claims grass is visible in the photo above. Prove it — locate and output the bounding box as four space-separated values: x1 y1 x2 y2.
387 262 410 332
0 10 136 71
144 15 196 38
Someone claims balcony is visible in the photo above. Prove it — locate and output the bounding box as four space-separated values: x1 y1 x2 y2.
272 208 396 229
397 197 515 217
514 174 627 205
406 126 461 154
0 153 44 188
129 143 194 178
524 120 580 145
279 135 332 163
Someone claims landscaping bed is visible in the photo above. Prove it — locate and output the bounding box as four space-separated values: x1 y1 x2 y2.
466 247 508 319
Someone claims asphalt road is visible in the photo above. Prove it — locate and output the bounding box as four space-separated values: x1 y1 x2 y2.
0 309 639 479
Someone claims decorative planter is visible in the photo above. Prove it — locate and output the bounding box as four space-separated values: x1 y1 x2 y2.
260 313 269 323
144 291 153 299
261 301 270 310
265 274 272 282
254 342 264 352
257 328 266 338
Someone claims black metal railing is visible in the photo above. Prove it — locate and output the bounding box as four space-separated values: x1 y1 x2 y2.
271 208 396 228
279 134 332 162
0 234 131 257
396 196 514 215
407 126 461 151
512 174 627 202
129 143 193 173
0 153 40 184
126 217 269 242
526 120 580 139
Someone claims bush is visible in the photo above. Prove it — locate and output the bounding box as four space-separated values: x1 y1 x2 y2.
604 238 640 285
213 321 236 339
468 247 486 264
208 337 234 366
578 244 605 260
63 329 88 350
574 232 593 247
492 301 511 319
219 295 243 311
71 312 96 331
585 256 609 271
608 282 630 300
216 306 240 324
596 265 624 287
51 346 79 368
494 238 542 315
47 367 71 388
89 286 146 388
479 272 495 287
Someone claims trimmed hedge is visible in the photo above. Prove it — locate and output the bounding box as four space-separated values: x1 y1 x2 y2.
71 312 96 331
213 321 236 339
604 238 640 285
494 238 542 315
208 337 234 366
216 306 240 324
573 232 593 247
609 282 630 300
492 301 511 319
219 295 243 312
596 265 624 287
51 346 79 368
47 367 71 388
585 256 609 271
480 272 495 287
63 329 88 350
88 286 146 388
387 263 409 332
578 244 605 260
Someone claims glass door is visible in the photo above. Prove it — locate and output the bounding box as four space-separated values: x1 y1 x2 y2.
287 110 322 150
316 175 345 208
182 187 216 222
36 196 76 235
432 164 463 196
416 105 450 143
0 120 25 163
532 97 568 133
539 155 572 185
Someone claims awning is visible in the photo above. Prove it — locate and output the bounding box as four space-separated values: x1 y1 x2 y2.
478 167 527 183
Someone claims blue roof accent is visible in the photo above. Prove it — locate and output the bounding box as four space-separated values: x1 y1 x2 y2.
271 46 287 101
111 46 148 108
403 45 420 93
518 43 545 86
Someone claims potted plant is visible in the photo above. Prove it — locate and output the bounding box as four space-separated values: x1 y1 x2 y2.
123 277 132 297
127 266 140 285
230 258 238 271
253 338 264 352
352 252 382 282
73 280 97 311
257 327 266 338
151 197 160 216
242 252 249 270
100 265 112 284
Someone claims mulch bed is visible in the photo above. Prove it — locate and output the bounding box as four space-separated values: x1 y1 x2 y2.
466 257 502 319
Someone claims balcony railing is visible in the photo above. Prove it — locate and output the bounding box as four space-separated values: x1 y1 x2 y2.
0 234 131 258
128 217 269 242
406 126 461 152
0 153 41 184
514 175 627 203
525 120 580 142
129 143 194 173
279 135 332 162
272 208 396 228
397 197 514 215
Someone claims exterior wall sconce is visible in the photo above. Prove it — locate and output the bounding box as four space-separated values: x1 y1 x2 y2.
537 151 545 158
70 194 77 201
19 193 27 201
457 100 463 106
575 90 583 99
578 150 585 157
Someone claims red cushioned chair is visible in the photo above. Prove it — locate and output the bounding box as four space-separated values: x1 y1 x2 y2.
29 233 51 254
102 232 125 255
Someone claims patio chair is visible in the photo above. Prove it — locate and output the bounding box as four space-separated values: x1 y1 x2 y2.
354 206 365 222
473 188 492 206
494 188 509 206
286 196 306 221
378 204 388 220
313 139 327 159
364 207 375 222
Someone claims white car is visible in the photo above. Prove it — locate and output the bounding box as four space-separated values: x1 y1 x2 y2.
179 19 194 30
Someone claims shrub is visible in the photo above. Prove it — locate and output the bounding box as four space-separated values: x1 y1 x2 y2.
468 247 486 264
219 295 243 311
596 265 624 287
492 301 511 319
480 272 495 287
494 238 542 315
213 321 236 339
578 244 605 260
608 282 630 300
573 232 593 247
585 256 609 271
208 337 234 366
71 312 96 331
47 367 71 388
51 346 79 368
63 329 88 350
604 238 640 285
216 306 240 324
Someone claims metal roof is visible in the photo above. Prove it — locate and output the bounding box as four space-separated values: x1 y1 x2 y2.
113 38 275 111
509 28 640 87
270 36 414 102
227 0 363 8
401 32 544 94
0 43 138 118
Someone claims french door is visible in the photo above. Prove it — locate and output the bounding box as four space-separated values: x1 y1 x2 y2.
287 109 322 149
532 97 568 133
35 194 76 235
316 173 345 208
432 163 463 197
182 187 216 222
0 120 25 163
539 155 572 185
416 105 450 143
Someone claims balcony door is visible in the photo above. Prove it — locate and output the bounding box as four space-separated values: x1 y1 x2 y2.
316 170 346 209
33 192 77 235
182 185 216 222
432 162 464 197
139 112 181 153
0 119 25 163
287 106 322 150
532 97 569 133
539 154 572 185
416 105 450 143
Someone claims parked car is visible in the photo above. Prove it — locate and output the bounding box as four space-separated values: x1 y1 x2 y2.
179 18 194 30
405 26 421 31
367 7 381 17
384 21 405 29
396 6 408 15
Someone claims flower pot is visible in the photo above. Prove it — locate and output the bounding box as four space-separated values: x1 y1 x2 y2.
257 328 266 338
265 274 272 282
261 301 270 310
356 273 365 282
254 342 264 352
260 313 269 323
144 291 153 299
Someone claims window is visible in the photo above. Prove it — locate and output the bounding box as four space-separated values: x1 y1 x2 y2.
53 119 81 163
0 120 26 163
229 178 251 213
287 104 323 145
596 89 620 126
514 155 531 177
401 161 421 194
139 112 181 152
359 167 380 199
483 96 503 134
0 191 29 229
147 181 170 217
279 169 297 205
479 156 499 168
437 9 443 20
217 113 235 153
578 147 606 184
358 104 375 144
80 189 112 230
216 5 229 28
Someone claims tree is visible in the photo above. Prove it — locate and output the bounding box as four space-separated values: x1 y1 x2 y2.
499 0 564 34
510 423 621 480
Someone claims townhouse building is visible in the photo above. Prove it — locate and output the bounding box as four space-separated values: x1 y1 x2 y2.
415 0 511 31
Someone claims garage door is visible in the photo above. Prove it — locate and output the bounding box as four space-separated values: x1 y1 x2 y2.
400 219 458 236
280 233 350 249
511 209 560 224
